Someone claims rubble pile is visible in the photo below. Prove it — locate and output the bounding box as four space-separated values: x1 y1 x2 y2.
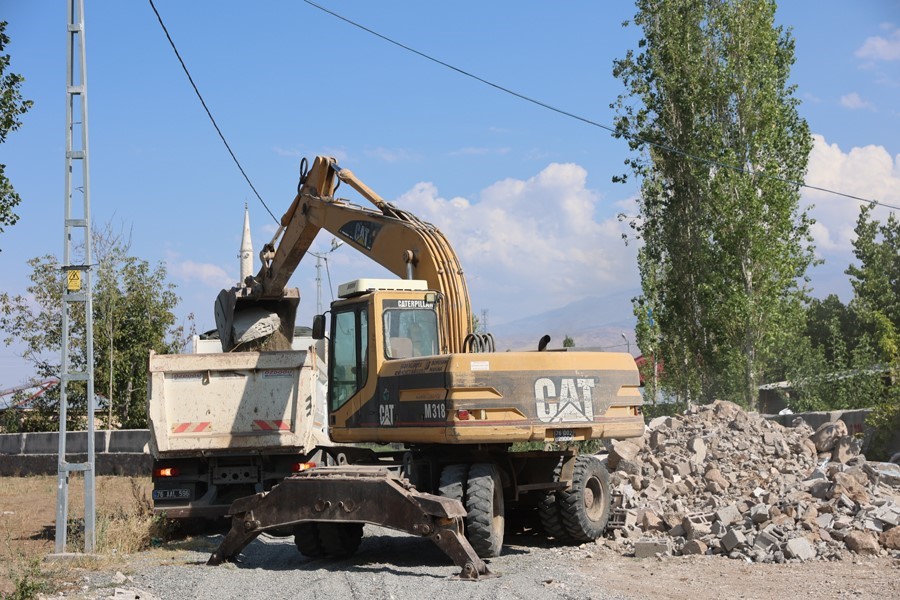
603 400 900 562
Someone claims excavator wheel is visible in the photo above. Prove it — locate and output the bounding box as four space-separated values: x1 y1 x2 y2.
558 455 611 543
464 463 505 558
537 461 572 542
438 464 469 503
318 522 365 558
293 522 326 558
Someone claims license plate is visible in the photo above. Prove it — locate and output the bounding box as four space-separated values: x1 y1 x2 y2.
152 488 190 500
553 429 575 442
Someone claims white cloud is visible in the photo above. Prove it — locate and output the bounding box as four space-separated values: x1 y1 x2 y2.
273 146 302 158
365 147 418 163
167 258 234 289
394 163 638 321
802 134 900 255
839 92 875 110
855 27 900 61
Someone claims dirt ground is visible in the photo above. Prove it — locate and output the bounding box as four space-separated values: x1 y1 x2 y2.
0 474 151 596
575 546 899 599
1 475 898 599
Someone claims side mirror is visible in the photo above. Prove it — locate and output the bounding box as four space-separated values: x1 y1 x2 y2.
312 314 326 340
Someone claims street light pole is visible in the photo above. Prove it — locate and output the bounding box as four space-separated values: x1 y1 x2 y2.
621 332 630 355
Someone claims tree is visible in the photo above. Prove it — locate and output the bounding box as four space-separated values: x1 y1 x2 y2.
0 21 33 245
0 227 192 430
563 335 575 348
612 0 814 407
846 204 900 458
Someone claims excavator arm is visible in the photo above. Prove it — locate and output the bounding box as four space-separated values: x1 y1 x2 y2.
215 156 472 353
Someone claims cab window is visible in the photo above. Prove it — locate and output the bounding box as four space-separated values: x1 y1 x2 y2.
383 308 438 359
330 305 368 411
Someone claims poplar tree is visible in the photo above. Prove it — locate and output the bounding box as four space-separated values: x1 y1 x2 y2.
612 0 814 406
0 21 33 245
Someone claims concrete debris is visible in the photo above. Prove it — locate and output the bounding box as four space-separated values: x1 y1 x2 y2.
604 400 900 563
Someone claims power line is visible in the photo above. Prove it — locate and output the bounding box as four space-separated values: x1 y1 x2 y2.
147 0 279 223
301 0 899 212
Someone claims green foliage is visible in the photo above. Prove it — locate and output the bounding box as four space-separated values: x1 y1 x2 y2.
612 0 814 407
562 335 575 348
2 552 48 600
0 21 33 246
866 393 900 461
847 204 900 458
0 225 192 430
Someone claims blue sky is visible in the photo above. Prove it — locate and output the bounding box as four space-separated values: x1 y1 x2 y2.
1 1 898 388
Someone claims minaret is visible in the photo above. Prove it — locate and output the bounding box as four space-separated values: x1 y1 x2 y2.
239 203 253 285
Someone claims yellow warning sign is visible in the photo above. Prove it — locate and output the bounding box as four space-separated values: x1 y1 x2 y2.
67 269 81 292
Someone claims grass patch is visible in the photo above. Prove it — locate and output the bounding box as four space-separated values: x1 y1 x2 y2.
65 478 177 555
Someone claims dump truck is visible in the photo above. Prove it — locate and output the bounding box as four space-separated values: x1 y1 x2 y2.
146 332 330 527
207 156 644 578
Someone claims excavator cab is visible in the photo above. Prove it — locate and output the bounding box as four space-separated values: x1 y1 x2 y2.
317 279 444 433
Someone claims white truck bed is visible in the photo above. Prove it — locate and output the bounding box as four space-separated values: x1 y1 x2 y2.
147 347 329 459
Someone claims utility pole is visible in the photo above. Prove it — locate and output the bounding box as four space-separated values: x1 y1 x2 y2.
55 0 97 555
310 238 342 315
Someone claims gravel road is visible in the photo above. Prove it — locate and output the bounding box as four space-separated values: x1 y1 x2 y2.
69 527 628 600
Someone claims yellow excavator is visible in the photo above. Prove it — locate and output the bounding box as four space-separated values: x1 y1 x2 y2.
208 156 644 579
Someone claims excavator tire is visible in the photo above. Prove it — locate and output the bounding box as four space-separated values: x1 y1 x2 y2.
438 464 469 503
558 455 611 543
318 522 365 558
464 463 504 558
537 462 572 542
293 523 326 558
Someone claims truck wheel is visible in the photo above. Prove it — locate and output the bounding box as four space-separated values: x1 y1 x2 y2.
438 464 468 503
464 463 504 558
558 455 611 542
319 522 364 557
537 462 571 542
294 522 326 558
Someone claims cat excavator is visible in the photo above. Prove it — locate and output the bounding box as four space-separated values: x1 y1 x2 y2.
208 156 644 579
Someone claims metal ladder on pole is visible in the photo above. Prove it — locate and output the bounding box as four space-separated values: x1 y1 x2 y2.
55 0 96 555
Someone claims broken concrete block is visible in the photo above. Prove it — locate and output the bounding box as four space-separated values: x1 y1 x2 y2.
703 468 729 490
750 503 770 524
879 527 900 550
608 439 642 470
647 416 667 430
810 420 848 453
843 530 880 555
715 504 742 526
831 436 861 464
721 528 747 552
688 437 707 463
634 538 672 558
639 509 665 532
681 539 708 555
872 503 900 528
784 537 816 561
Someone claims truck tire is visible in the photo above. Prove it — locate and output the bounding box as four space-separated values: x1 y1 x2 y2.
464 463 504 558
537 462 571 542
558 455 611 542
438 464 469 503
294 522 326 558
319 522 364 558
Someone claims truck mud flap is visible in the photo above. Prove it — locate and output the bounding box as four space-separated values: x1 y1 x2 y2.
208 466 492 580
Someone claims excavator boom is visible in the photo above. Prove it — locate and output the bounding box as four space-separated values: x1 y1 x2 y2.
215 156 472 353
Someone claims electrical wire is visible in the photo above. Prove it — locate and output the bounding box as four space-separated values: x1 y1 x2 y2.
147 0 279 223
301 0 899 212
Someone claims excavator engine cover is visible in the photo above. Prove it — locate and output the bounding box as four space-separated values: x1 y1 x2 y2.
214 286 300 351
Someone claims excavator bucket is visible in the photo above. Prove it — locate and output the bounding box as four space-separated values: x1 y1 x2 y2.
214 286 300 351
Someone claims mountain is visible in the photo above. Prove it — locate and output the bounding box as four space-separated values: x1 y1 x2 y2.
486 288 640 353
